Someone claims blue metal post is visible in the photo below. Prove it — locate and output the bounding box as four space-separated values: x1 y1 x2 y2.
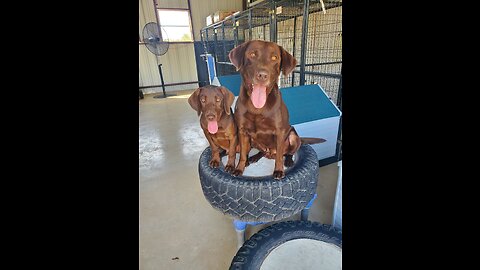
233 220 266 249
301 193 317 221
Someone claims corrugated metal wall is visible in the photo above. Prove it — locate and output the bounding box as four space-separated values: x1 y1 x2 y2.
139 0 161 92
139 0 243 94
157 0 188 9
139 0 197 94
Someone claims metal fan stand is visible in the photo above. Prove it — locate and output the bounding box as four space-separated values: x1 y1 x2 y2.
154 64 168 98
140 21 173 99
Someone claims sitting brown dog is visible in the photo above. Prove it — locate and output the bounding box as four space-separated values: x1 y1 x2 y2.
188 85 237 173
229 40 325 179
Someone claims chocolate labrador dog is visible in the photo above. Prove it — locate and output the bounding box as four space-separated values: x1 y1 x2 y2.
229 40 325 179
188 85 237 173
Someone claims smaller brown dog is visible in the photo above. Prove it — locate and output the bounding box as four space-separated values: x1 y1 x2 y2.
188 85 237 173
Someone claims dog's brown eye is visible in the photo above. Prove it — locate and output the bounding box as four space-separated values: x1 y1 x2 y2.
250 52 256 57
216 98 221 102
271 55 278 61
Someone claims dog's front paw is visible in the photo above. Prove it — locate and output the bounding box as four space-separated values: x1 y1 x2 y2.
225 164 235 173
272 170 285 179
232 169 244 177
209 159 220 168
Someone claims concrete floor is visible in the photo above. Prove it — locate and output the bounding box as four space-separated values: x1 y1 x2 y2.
139 90 340 270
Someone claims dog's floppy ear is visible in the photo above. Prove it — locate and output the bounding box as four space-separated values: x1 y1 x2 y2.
229 41 250 71
279 45 297 76
188 87 202 116
219 86 235 115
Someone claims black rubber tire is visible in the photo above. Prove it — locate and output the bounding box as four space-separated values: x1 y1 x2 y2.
198 145 319 222
230 220 342 270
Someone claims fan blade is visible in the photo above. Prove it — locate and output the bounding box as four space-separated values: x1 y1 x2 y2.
142 22 169 56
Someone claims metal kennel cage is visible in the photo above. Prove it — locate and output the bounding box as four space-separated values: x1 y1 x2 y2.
200 0 342 108
200 0 342 161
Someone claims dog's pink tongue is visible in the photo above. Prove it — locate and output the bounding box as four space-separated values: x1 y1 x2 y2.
251 84 267 108
207 120 218 134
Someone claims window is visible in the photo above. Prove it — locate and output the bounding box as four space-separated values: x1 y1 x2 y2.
157 9 193 42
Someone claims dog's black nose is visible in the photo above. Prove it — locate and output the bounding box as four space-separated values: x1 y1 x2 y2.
256 71 268 82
